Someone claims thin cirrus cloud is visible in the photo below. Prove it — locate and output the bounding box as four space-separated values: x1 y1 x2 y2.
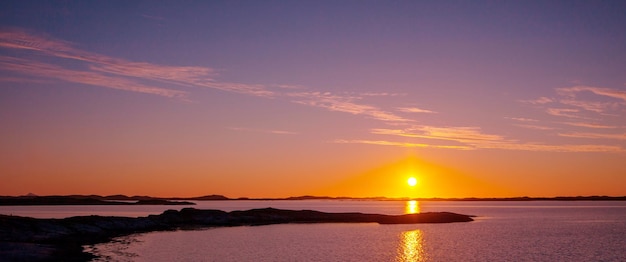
557 86 626 102
476 143 623 152
0 56 187 98
287 91 411 122
523 96 553 105
333 139 472 150
3 28 625 153
513 124 555 130
335 137 623 152
546 108 581 118
340 126 624 152
558 99 616 114
562 122 617 129
370 126 506 144
559 132 626 141
505 117 539 122
521 86 626 137
396 107 436 114
1 27 409 123
527 86 626 119
0 28 273 98
506 117 556 130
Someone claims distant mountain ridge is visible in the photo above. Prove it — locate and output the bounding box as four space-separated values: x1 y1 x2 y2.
0 196 194 206
1 194 625 205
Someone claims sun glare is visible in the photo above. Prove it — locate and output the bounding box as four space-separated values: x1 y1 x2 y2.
407 177 417 187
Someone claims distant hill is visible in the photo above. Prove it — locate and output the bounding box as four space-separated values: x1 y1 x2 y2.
176 195 230 201
2 194 625 205
0 196 194 206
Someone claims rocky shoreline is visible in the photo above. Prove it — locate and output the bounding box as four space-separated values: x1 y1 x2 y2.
0 208 473 261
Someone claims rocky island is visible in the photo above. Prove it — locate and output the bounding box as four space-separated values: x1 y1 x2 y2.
0 196 194 206
0 207 473 261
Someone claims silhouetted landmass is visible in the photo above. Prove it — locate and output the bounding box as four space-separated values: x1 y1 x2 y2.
266 195 626 201
0 208 473 261
419 196 626 201
133 199 195 205
176 194 230 200
0 196 194 206
1 194 624 206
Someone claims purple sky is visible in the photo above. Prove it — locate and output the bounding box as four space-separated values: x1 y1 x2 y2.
1 1 625 197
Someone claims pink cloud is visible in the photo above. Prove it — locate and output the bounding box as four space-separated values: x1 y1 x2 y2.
333 139 472 150
371 126 506 143
559 132 626 140
366 125 623 152
524 96 553 104
397 107 436 114
562 122 617 129
546 108 580 118
558 86 626 102
0 56 186 98
0 28 273 98
506 117 539 122
288 91 411 122
514 124 555 130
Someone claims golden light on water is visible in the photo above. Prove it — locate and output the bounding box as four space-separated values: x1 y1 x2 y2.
405 200 420 214
396 229 426 262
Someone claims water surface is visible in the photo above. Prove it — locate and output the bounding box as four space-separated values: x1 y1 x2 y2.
82 201 626 261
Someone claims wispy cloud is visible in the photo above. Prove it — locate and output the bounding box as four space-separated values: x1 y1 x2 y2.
546 108 581 118
1 28 419 123
371 126 506 143
0 56 187 98
506 117 538 122
524 86 625 127
557 86 626 102
507 117 555 130
333 139 472 150
514 124 555 130
287 91 411 122
558 99 616 114
358 92 405 97
397 107 436 114
270 84 306 90
562 122 617 129
559 132 626 140
335 137 623 152
5 28 625 154
0 28 273 98
477 143 624 152
363 125 623 152
523 96 553 104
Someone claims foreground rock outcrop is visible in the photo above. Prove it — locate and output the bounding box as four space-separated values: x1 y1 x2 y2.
0 208 473 261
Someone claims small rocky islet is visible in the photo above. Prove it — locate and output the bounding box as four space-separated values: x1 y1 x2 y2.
0 207 473 261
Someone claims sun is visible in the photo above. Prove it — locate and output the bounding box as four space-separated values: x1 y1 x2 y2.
407 177 418 187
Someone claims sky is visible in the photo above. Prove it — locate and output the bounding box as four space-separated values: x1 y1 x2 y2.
1 1 625 198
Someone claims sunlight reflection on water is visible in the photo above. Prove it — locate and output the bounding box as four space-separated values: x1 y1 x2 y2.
396 229 426 262
405 200 421 214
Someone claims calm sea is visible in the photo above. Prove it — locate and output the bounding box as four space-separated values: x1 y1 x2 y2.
3 201 626 261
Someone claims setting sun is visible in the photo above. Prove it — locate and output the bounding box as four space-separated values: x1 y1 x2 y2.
407 177 418 187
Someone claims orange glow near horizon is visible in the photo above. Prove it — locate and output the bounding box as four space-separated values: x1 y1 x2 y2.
313 156 516 199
